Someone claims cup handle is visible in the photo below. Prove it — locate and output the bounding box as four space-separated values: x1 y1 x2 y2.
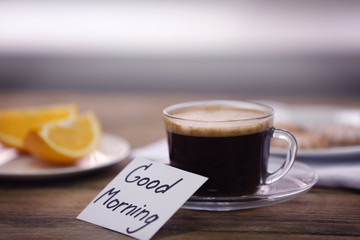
265 128 298 184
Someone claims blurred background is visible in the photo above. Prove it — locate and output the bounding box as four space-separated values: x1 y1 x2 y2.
0 0 360 98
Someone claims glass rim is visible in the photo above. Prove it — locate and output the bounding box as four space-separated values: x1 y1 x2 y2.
163 100 274 123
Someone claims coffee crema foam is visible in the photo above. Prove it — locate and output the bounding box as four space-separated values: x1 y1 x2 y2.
165 106 273 137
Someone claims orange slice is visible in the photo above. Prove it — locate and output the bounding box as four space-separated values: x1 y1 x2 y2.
24 112 102 165
0 104 77 150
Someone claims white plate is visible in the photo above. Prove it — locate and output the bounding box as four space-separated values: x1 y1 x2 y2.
267 103 360 160
182 158 318 211
0 133 131 179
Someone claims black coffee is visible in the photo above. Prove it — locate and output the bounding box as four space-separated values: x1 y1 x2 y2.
164 104 274 197
167 130 272 197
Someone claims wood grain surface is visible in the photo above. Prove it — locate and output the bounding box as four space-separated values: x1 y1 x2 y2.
0 90 359 240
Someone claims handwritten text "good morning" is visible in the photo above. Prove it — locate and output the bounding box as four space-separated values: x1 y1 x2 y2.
93 163 183 234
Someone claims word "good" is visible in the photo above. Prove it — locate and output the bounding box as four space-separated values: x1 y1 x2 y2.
125 163 183 193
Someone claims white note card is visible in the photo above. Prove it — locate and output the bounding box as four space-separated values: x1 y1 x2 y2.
77 157 208 240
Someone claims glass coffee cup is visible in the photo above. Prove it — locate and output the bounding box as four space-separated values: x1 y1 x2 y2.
163 100 297 207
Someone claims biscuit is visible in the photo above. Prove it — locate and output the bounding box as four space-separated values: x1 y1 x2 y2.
273 122 360 150
315 124 360 147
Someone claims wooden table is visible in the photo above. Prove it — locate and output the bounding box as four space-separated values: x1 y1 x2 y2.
0 90 359 240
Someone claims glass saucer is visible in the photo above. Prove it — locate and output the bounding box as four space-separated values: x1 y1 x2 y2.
182 158 318 211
